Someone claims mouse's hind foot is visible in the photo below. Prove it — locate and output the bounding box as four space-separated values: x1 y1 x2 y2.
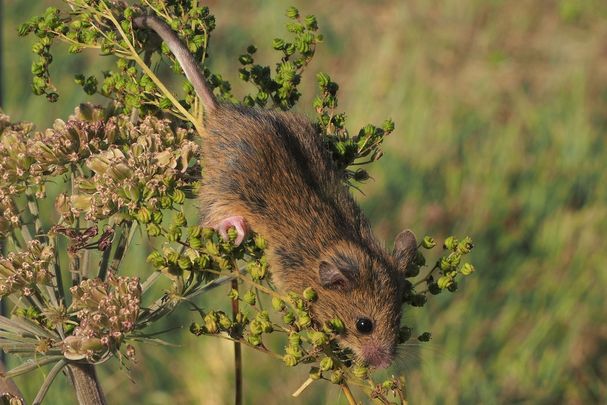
215 216 249 246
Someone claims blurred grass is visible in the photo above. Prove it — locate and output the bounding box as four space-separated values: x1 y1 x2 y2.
3 0 607 403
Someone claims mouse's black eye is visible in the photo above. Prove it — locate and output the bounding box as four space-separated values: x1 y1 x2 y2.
356 318 373 334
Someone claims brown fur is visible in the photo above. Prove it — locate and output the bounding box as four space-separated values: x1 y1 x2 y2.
199 105 414 366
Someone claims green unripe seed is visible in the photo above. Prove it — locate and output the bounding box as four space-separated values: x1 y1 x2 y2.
283 354 297 367
303 287 318 301
320 356 334 371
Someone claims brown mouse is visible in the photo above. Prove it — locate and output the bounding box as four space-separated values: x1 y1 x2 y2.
134 15 418 368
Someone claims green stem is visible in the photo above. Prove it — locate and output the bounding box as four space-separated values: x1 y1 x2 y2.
230 273 243 405
109 222 137 275
341 382 357 405
102 5 203 134
25 189 44 242
32 359 67 405
68 362 107 405
70 172 81 287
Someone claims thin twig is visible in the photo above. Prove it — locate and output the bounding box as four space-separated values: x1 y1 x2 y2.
230 259 243 405
292 377 315 397
102 5 203 134
32 359 68 405
341 382 358 405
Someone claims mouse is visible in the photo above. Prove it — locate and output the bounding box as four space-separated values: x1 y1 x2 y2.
134 15 418 368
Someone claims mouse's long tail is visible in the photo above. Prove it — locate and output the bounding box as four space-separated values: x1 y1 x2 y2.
133 15 218 115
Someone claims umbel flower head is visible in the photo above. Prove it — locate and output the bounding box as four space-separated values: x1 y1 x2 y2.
0 104 200 233
64 274 142 361
0 240 53 297
69 114 199 223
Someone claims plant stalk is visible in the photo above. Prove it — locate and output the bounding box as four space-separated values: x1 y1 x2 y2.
230 274 242 405
67 363 107 405
341 383 357 405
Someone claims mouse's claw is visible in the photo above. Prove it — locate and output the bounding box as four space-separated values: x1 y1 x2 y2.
216 216 249 246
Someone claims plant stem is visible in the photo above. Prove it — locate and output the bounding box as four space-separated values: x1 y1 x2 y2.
341 382 357 405
33 359 67 405
230 272 243 405
67 362 107 405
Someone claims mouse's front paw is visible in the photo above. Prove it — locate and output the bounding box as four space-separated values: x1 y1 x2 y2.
215 216 249 246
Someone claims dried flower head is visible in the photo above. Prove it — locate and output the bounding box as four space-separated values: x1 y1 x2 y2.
69 115 199 222
0 240 53 297
66 274 141 361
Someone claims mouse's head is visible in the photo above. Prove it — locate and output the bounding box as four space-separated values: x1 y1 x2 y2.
310 230 418 368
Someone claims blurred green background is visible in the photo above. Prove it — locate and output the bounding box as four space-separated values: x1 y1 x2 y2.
3 0 607 403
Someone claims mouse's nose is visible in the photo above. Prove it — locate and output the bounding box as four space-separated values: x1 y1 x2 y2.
361 343 393 369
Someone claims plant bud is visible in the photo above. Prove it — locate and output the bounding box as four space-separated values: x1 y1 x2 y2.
443 236 458 251
205 240 219 256
330 370 344 384
283 354 297 367
247 335 262 346
309 331 328 346
249 320 263 335
146 251 164 267
437 275 453 289
177 257 191 271
286 6 299 19
202 227 215 240
328 318 345 334
288 332 301 346
456 236 474 254
243 291 256 306
172 189 185 204
320 356 334 371
167 225 182 242
421 235 436 249
382 119 395 133
309 366 322 380
353 364 368 379
461 263 475 275
174 212 187 227
254 234 267 250
303 287 317 301
152 210 163 224
297 314 312 329
158 195 172 209
190 322 204 335
188 226 202 238
227 226 238 242
272 297 286 311
188 236 202 249
218 313 232 330
283 312 295 325
204 317 218 334
272 38 286 50
146 223 161 237
439 257 451 271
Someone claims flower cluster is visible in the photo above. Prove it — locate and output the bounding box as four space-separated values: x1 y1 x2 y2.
69 115 199 223
0 240 54 297
0 112 35 233
64 274 141 361
27 104 128 177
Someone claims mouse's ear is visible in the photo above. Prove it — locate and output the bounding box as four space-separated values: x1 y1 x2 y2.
393 229 418 272
318 260 357 290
